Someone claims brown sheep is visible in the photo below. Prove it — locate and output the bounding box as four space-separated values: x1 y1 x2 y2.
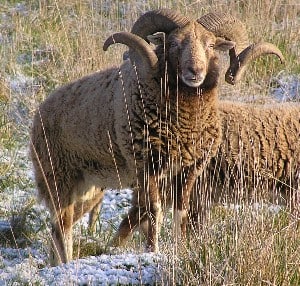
189 101 300 231
30 9 236 265
109 11 284 247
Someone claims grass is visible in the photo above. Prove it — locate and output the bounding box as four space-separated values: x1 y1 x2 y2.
167 208 300 285
0 0 299 284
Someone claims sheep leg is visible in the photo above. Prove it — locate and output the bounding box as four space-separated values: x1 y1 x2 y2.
145 175 163 252
72 189 104 233
50 204 74 266
188 177 211 233
110 206 148 247
88 196 103 233
33 164 75 266
111 173 163 252
146 203 163 252
174 166 199 242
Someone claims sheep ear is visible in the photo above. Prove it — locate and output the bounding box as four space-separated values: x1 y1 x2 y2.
215 38 235 51
147 32 165 45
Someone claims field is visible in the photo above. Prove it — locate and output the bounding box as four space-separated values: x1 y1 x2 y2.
0 0 300 285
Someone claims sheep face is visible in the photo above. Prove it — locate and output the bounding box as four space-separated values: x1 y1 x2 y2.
165 22 234 88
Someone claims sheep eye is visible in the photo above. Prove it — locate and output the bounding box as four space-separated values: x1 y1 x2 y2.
208 43 215 49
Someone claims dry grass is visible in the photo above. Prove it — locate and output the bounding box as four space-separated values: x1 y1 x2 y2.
1 0 299 284
161 208 300 285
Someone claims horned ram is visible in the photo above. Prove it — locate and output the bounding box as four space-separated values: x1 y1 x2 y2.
30 8 236 265
108 10 284 247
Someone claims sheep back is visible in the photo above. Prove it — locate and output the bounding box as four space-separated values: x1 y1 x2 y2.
214 101 300 197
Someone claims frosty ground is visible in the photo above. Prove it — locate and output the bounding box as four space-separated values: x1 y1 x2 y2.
0 185 165 285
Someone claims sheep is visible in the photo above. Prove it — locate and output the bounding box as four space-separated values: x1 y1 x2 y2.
109 11 285 247
30 8 239 265
189 100 300 229
115 99 300 243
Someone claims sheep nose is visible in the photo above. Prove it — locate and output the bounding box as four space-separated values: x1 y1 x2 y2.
187 67 204 80
182 66 205 87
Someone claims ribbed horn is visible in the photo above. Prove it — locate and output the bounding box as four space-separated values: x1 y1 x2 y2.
198 12 249 56
131 9 190 40
198 13 284 84
103 32 159 77
225 42 285 85
123 9 189 74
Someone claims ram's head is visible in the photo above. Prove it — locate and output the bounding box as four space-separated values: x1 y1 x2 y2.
104 9 284 86
147 22 235 88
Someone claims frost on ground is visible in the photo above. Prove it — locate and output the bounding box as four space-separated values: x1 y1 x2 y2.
0 188 166 285
271 71 300 102
40 253 163 286
0 247 163 285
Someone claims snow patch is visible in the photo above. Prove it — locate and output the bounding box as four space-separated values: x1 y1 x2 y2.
271 72 300 102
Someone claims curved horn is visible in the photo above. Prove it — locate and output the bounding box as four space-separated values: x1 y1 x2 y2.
131 9 190 40
198 13 284 84
123 9 189 73
198 12 249 56
225 42 285 85
103 32 158 76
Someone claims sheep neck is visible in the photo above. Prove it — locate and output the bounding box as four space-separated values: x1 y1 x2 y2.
135 78 221 170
